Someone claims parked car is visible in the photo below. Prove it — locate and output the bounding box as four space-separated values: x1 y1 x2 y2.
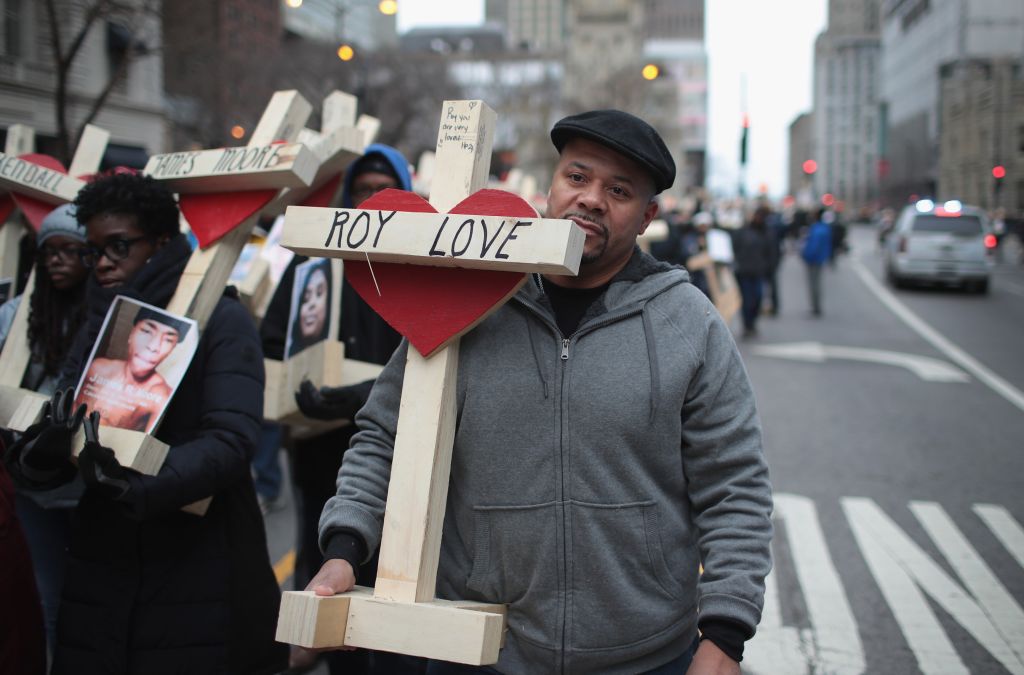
884 200 995 293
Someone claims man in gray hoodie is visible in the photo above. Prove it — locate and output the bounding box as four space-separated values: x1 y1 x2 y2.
308 110 773 674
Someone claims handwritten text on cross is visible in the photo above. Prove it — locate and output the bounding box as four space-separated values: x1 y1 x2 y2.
144 143 318 193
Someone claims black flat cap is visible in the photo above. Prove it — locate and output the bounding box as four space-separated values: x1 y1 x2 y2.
551 110 675 193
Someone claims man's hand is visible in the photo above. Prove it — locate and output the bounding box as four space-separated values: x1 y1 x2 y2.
77 411 132 501
8 388 85 485
295 380 363 421
305 558 356 597
686 640 740 675
301 559 358 654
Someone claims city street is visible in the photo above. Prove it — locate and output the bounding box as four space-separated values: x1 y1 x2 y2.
263 225 1024 674
742 225 1024 674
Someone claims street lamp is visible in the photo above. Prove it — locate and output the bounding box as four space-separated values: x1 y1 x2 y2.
641 64 660 80
378 0 397 15
337 43 355 61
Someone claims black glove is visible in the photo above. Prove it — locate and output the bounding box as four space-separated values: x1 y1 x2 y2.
7 388 85 487
77 411 132 501
295 379 363 421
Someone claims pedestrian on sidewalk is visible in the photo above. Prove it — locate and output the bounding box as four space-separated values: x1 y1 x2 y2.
802 208 833 316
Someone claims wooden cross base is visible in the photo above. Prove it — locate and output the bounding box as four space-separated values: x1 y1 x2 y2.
276 587 506 665
264 341 383 429
71 425 169 476
0 385 48 432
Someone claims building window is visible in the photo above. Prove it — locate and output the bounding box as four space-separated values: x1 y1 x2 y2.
1 0 21 58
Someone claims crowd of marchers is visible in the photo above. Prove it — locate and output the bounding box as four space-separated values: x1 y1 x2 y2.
2 111 773 675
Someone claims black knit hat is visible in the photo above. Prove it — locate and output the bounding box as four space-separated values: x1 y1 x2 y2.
550 110 675 193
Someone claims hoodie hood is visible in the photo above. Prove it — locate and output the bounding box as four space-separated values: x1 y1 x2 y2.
341 143 413 208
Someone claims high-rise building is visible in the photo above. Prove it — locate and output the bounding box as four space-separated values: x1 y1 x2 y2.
644 0 703 40
485 0 566 53
812 0 882 212
0 0 165 162
642 0 707 194
880 0 1024 204
563 0 645 111
938 58 1024 214
788 112 816 200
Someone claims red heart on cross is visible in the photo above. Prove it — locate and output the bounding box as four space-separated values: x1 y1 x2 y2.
345 188 534 357
12 154 68 230
0 194 15 224
179 189 278 248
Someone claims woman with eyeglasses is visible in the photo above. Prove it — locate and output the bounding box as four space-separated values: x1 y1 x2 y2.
3 171 287 675
0 202 89 659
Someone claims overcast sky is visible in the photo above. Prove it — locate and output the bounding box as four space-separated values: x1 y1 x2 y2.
397 0 828 198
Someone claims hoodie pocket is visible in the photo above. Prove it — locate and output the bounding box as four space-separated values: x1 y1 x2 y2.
467 502 560 649
569 500 690 651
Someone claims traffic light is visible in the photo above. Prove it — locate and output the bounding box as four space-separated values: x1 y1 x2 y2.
993 165 1006 195
740 114 749 166
802 159 817 175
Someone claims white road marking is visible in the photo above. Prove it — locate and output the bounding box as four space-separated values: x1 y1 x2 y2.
851 256 1024 413
975 504 1024 574
781 493 866 674
911 501 1024 661
843 497 1024 675
745 562 813 675
753 341 969 382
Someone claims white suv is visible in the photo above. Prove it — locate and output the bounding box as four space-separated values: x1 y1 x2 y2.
884 200 995 293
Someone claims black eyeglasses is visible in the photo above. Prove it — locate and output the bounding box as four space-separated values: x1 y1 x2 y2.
79 236 151 268
38 244 87 263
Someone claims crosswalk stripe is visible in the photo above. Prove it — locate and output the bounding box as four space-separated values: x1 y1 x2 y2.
843 497 971 675
976 503 1024 572
911 501 1024 662
844 497 1024 675
777 493 865 674
746 493 865 675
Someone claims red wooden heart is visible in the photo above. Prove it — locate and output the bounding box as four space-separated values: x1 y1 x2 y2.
345 188 533 356
0 194 15 224
179 189 277 248
12 154 68 230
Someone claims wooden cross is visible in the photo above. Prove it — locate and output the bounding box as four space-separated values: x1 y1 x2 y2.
63 91 336 514
0 124 37 280
0 125 110 431
261 92 385 433
232 91 369 316
274 100 584 665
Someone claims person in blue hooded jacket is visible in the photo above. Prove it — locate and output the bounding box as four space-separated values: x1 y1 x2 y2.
259 143 415 674
801 208 833 316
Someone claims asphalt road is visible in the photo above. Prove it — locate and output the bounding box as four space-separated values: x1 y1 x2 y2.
264 225 1024 674
742 225 1024 675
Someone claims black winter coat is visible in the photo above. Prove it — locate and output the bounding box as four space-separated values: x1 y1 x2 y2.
52 235 287 675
